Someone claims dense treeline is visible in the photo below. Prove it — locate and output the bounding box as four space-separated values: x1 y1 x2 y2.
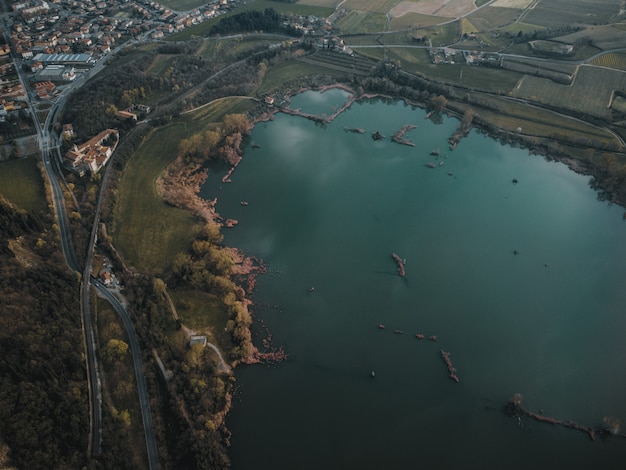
115 272 237 468
0 197 89 469
209 8 300 37
62 53 159 138
160 113 255 361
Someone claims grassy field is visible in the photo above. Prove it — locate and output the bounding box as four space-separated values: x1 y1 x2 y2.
255 59 341 94
425 22 461 47
0 156 47 214
112 97 254 275
297 0 342 7
169 289 234 350
111 123 200 275
202 36 284 59
145 54 177 76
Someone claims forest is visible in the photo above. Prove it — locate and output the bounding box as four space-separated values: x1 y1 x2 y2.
0 197 89 469
209 8 301 37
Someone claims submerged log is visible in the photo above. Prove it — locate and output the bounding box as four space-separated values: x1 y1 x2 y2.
505 393 626 441
391 253 405 277
440 349 460 383
391 124 417 146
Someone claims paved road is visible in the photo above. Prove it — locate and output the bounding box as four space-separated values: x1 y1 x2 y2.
92 279 160 469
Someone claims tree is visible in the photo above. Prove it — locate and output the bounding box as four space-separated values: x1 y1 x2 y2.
429 95 448 111
103 339 129 363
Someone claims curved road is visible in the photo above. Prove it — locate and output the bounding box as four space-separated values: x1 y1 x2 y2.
91 278 160 469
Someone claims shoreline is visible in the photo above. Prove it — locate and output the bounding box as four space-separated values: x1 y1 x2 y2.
213 78 625 368
172 81 626 461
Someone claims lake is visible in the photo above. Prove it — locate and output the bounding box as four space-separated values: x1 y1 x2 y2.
201 90 626 469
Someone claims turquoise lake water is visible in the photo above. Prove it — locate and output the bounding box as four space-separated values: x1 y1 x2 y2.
201 91 626 469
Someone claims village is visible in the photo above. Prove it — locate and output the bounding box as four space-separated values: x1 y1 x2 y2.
0 0 242 132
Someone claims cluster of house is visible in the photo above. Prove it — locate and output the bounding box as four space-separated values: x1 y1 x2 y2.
64 127 119 175
9 0 239 66
0 0 241 131
0 44 26 117
429 47 501 67
316 35 352 54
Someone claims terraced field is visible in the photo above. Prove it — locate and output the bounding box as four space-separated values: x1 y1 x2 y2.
591 52 626 71
512 65 626 120
298 50 378 76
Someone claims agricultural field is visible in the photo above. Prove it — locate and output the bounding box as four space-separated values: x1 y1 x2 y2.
554 25 626 51
449 94 618 149
334 10 387 33
591 52 626 71
611 96 626 114
0 156 47 214
355 47 385 61
498 21 544 36
502 56 578 75
389 12 450 31
424 22 462 47
378 31 417 45
340 0 400 14
384 46 436 69
387 0 475 17
297 50 378 76
512 65 626 121
491 0 533 7
466 5 523 29
522 0 621 28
